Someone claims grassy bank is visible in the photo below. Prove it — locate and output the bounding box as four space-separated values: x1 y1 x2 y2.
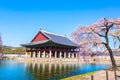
62 66 120 80
61 72 95 80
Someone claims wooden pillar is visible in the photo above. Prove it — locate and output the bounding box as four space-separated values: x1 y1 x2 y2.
91 75 94 80
40 51 41 58
33 52 36 58
106 70 108 80
68 52 70 58
49 50 51 58
59 52 62 58
55 51 57 58
64 52 66 58
72 53 74 58
37 51 40 58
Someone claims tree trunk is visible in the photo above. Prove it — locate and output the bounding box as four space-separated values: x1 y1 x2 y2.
106 45 116 69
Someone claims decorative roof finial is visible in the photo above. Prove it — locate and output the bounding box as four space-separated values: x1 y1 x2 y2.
40 28 43 30
40 28 44 32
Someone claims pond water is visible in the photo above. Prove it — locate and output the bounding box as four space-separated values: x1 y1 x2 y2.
0 60 111 80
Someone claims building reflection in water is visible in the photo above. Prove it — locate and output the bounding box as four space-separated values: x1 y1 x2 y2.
0 61 110 80
26 62 78 80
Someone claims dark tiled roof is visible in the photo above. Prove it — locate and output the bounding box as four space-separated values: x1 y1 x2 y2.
41 30 78 47
21 30 78 47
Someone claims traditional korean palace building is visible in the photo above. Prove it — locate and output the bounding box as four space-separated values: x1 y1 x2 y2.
21 30 78 58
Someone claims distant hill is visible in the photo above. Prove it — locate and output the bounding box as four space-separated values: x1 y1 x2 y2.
2 45 25 54
3 45 22 48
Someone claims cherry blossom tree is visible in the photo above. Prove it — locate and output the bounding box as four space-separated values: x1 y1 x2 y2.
110 29 120 48
72 18 120 69
0 34 3 58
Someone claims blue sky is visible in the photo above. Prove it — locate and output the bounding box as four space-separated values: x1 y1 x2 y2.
0 0 120 47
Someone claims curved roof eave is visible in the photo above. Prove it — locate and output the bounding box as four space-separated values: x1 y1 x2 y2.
21 40 49 47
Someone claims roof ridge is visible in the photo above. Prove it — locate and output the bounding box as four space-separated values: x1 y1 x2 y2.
41 30 66 37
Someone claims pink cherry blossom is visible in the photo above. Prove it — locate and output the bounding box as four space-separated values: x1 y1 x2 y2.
72 18 120 68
